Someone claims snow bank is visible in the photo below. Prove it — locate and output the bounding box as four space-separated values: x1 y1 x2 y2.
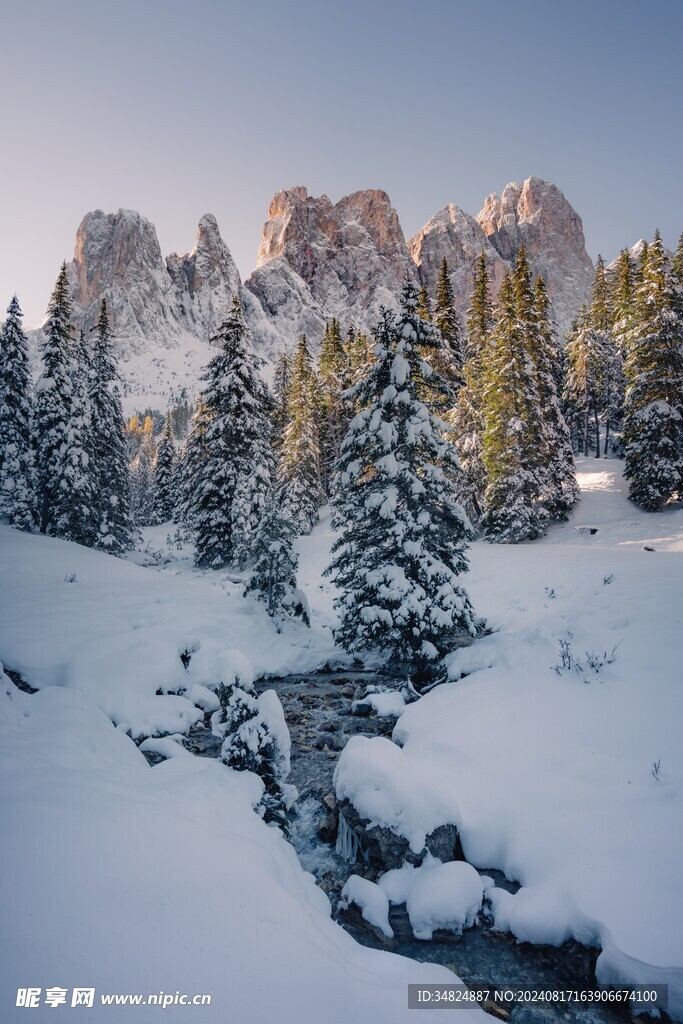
373 460 681 1015
377 855 483 940
0 527 337 738
340 876 394 939
0 681 484 1024
334 734 461 854
406 860 483 940
363 689 406 717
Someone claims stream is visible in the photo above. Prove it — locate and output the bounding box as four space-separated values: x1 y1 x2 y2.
183 669 649 1024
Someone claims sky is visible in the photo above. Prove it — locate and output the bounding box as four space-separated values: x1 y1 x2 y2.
1 0 682 328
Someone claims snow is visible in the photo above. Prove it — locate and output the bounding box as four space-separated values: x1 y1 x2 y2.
334 458 683 1015
0 525 339 738
377 861 418 904
334 735 462 854
2 682 482 1024
1 456 681 1020
405 859 483 940
340 875 394 939
359 690 407 717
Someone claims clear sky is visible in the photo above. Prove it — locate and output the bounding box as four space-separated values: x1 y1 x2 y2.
1 0 682 327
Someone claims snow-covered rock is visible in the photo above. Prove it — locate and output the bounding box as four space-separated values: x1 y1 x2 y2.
410 178 594 339
405 859 483 940
27 178 594 410
247 185 417 347
476 177 594 336
408 204 508 315
339 875 394 939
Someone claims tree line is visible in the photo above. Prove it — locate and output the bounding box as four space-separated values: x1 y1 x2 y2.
1 231 681 676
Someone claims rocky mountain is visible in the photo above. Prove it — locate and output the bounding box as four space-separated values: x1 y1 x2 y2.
410 177 594 337
30 177 595 411
33 209 280 412
246 186 417 344
408 204 508 314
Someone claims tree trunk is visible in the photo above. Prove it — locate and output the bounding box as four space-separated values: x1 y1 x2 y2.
594 405 601 458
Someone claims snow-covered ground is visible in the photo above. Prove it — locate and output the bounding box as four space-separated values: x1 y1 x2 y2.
0 533 480 1022
333 458 683 1014
1 457 681 1020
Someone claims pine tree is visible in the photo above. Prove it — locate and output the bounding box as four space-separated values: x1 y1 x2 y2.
564 308 595 455
35 264 97 543
531 277 578 517
612 249 636 343
345 326 374 386
153 412 176 524
244 492 309 629
622 232 683 509
433 258 465 390
466 250 495 362
130 435 156 528
449 251 493 526
220 685 290 832
481 271 546 542
272 351 291 452
183 297 272 567
279 335 324 533
417 283 432 321
325 285 477 685
0 296 36 529
318 318 350 494
671 232 683 328
565 258 624 459
89 300 133 551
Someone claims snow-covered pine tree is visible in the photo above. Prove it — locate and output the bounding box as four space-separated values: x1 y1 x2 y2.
175 397 206 530
530 276 579 518
279 335 324 534
231 383 274 569
272 351 291 452
153 412 176 524
449 250 493 527
130 436 156 528
563 307 594 454
318 318 350 494
244 492 309 629
184 297 272 567
612 248 637 348
0 296 36 529
565 258 624 459
220 686 290 832
591 259 625 456
345 325 374 386
89 300 133 552
481 271 546 543
35 264 97 543
433 257 465 392
325 284 477 685
622 232 683 509
671 232 683 347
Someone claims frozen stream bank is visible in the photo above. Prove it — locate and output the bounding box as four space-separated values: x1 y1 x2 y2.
186 670 651 1024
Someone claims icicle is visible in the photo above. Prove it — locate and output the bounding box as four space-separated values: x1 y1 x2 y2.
336 812 362 864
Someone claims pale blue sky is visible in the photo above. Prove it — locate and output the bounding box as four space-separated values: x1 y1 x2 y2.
1 0 681 326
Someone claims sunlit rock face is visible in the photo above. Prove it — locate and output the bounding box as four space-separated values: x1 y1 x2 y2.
476 177 594 336
248 185 418 347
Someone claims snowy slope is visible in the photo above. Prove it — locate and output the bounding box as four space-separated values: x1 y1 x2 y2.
0 531 483 1023
1 459 681 1020
1 681 479 1023
0 527 344 737
333 458 683 1016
